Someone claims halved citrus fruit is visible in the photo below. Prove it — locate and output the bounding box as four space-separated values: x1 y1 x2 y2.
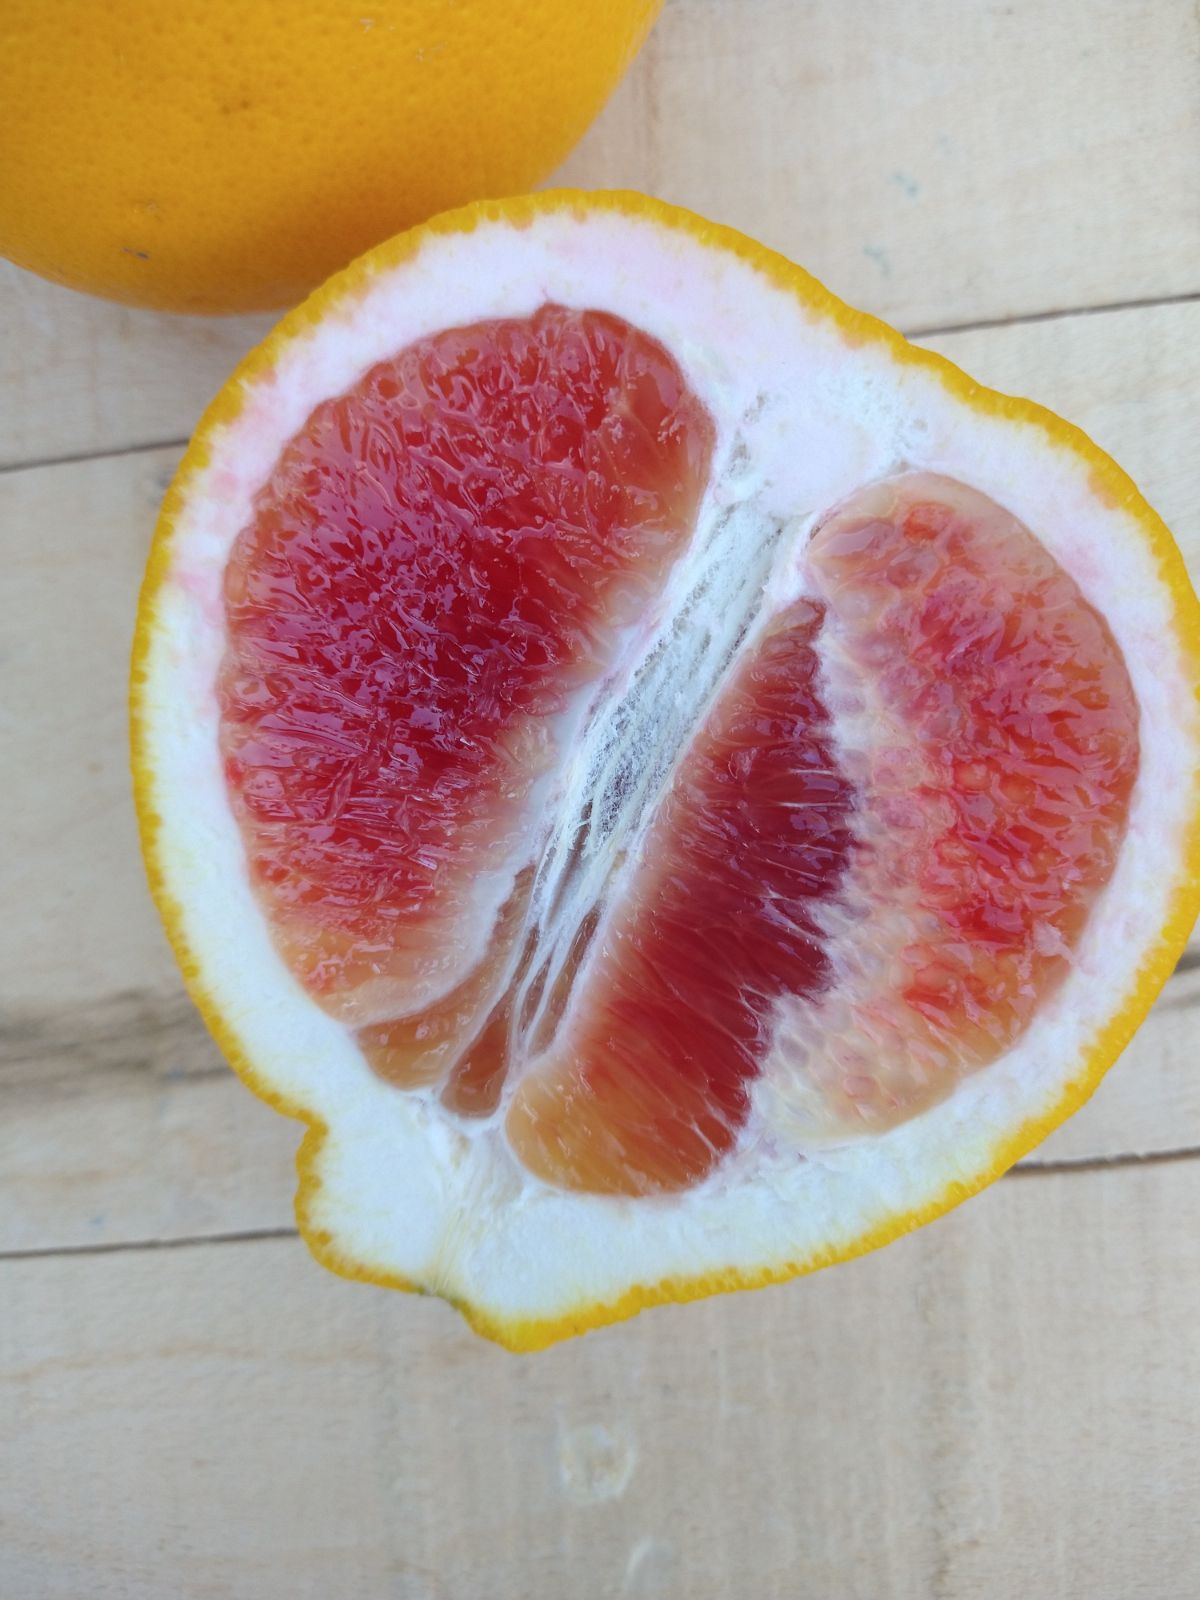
132 192 1200 1348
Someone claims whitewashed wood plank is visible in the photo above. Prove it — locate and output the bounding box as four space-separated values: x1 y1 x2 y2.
0 993 296 1253
3 0 1197 469
561 0 1200 333
2 445 183 1005
0 260 270 470
3 304 1197 1255
3 1160 1198 1599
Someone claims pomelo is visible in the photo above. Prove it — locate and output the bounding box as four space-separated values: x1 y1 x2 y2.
0 0 660 313
132 192 1200 1347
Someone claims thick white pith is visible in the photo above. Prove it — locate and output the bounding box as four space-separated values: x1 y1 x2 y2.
140 204 1198 1329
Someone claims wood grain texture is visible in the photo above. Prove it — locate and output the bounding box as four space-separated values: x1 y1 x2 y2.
0 260 270 470
561 0 1200 336
4 1160 1199 1600
3 303 1199 1259
3 0 1198 469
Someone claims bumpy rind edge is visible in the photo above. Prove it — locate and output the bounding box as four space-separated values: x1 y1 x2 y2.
129 188 1200 1352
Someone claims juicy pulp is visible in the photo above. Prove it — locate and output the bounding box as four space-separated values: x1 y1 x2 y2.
220 305 713 1025
217 305 1140 1197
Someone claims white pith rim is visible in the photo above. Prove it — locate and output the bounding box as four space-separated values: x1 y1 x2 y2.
139 202 1198 1330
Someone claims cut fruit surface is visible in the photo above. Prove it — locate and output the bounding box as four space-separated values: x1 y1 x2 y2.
219 305 713 1025
769 473 1142 1141
507 595 854 1194
133 192 1200 1348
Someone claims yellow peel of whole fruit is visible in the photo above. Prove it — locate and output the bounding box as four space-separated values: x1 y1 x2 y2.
0 0 660 313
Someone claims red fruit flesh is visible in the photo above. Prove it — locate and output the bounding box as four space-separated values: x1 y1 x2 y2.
219 306 715 1027
507 599 855 1192
218 306 1139 1198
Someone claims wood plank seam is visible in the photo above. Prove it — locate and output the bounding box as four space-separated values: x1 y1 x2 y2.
904 287 1200 342
5 1147 1199 1268
0 432 190 479
0 1227 301 1263
5 289 1200 478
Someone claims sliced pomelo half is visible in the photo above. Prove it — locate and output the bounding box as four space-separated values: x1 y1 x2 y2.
132 192 1200 1349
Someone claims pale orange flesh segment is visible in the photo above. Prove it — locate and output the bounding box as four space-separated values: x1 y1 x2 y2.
776 472 1142 1137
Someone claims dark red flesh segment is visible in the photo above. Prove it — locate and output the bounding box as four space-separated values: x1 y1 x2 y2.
507 600 856 1194
218 305 715 1022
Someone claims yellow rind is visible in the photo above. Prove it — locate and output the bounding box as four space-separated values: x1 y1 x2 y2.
131 189 1200 1352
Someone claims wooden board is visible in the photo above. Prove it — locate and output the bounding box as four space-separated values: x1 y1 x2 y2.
3 1161 1199 1600
560 0 1200 332
3 3 1198 1595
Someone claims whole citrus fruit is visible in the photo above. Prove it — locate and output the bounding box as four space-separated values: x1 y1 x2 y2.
133 192 1200 1347
0 1 660 314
